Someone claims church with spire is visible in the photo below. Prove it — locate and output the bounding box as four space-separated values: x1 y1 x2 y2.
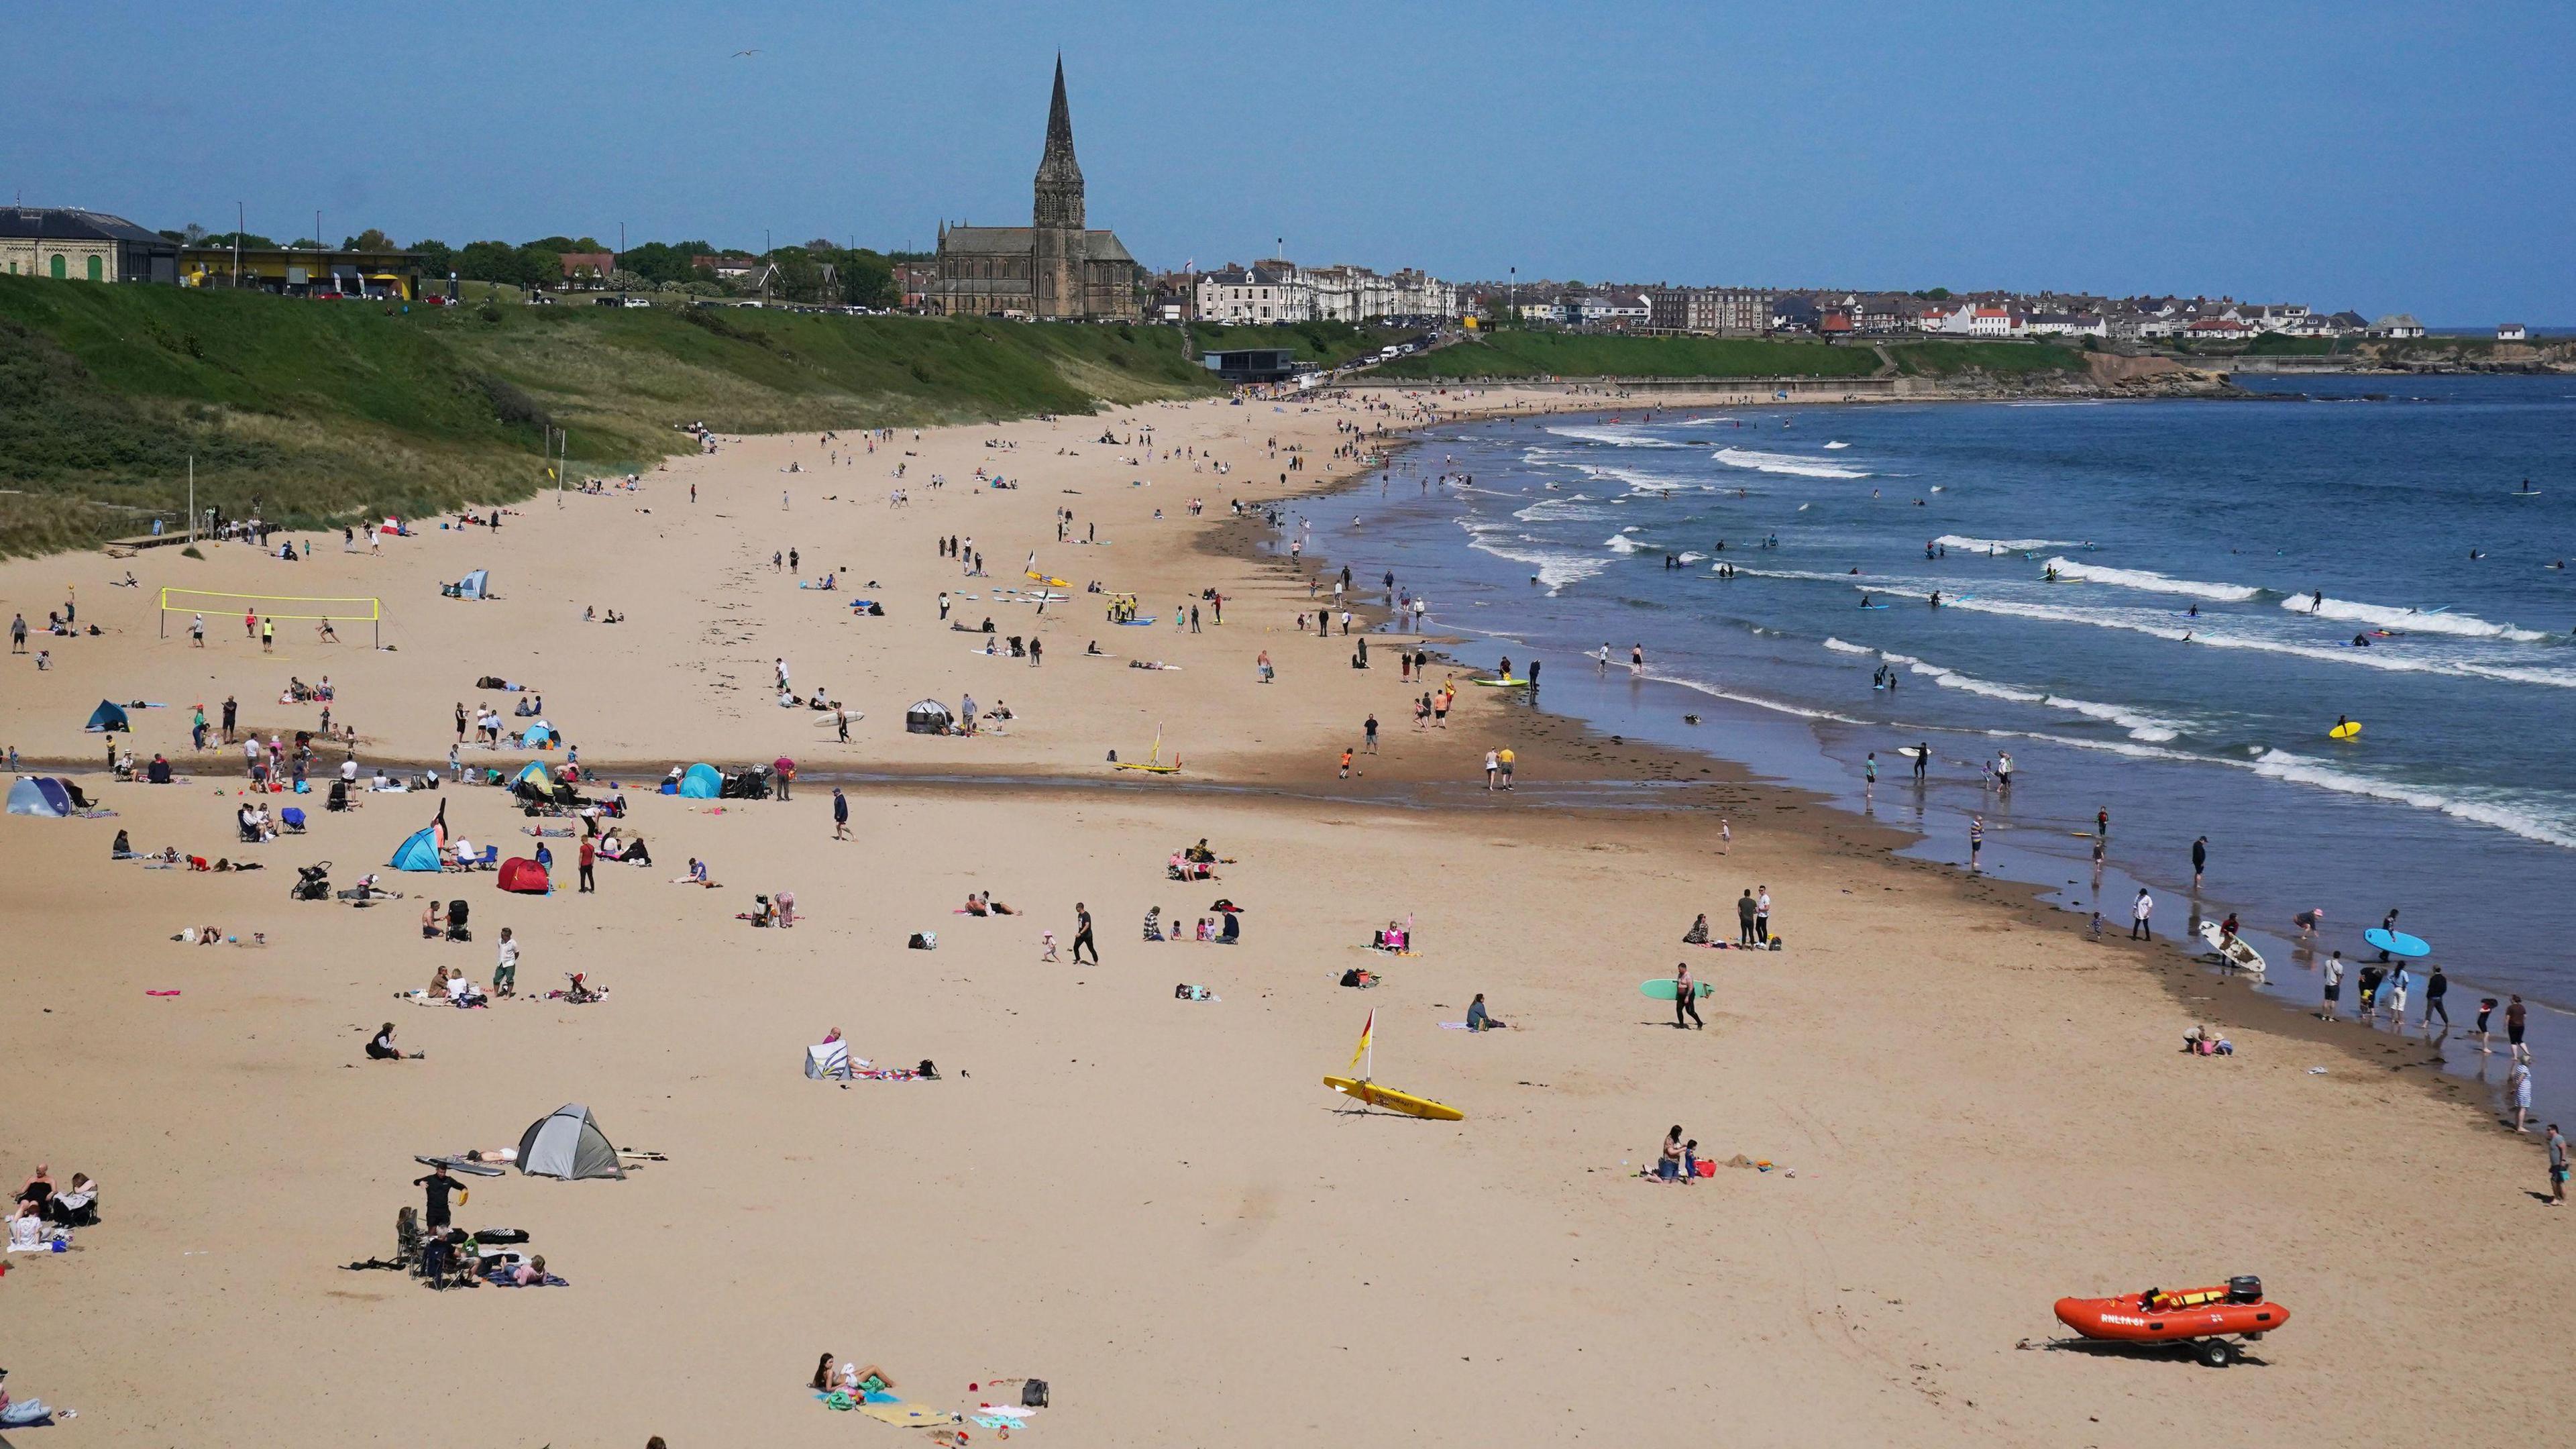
928 58 1140 321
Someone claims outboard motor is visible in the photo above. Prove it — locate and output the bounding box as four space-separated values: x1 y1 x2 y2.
2226 1275 2264 1304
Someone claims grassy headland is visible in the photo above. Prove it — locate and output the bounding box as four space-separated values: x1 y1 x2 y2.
0 278 1219 557
1368 330 1884 380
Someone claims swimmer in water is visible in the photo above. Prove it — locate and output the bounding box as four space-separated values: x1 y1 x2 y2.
2186 604 2198 617
1928 591 1943 608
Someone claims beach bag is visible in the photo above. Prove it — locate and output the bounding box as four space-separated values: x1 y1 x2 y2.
1022 1379 1049 1409
908 931 936 950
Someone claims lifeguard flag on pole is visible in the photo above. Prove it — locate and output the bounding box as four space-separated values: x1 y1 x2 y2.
1348 1010 1374 1071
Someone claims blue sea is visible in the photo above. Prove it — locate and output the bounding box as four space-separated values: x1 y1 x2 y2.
1281 374 2576 1113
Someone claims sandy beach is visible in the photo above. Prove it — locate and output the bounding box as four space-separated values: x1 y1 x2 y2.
3 386 2570 1448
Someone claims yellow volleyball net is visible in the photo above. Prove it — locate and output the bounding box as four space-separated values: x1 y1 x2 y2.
160 588 384 645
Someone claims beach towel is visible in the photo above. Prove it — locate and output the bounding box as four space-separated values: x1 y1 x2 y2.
861 1404 951 1428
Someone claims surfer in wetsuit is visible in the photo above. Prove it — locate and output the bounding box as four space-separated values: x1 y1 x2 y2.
2186 604 2198 618
1928 591 1943 608
1860 594 1873 609
1913 742 1929 781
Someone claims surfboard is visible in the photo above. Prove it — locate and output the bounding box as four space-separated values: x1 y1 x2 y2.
2328 720 2362 740
2511 489 2542 497
1471 678 1532 688
2199 922 2266 974
1640 979 1717 1000
1115 618 1158 626
1896 746 1926 759
1324 1076 1465 1122
2364 927 2430 957
413 1154 506 1177
1857 603 1890 610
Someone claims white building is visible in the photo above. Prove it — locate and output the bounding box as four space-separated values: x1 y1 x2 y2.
2023 311 2106 338
2498 323 2528 341
1196 264 1310 324
2369 313 2425 339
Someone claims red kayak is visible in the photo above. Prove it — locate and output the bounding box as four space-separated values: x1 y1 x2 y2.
2054 1275 2288 1366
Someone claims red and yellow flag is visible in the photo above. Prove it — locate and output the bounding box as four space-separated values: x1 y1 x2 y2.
1348 1010 1374 1072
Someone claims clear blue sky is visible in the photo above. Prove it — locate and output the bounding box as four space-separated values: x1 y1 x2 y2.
17 0 2570 321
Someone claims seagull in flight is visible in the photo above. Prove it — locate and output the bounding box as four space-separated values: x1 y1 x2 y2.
731 48 760 57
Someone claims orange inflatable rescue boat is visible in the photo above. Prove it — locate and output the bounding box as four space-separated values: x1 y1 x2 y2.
2054 1275 2288 1366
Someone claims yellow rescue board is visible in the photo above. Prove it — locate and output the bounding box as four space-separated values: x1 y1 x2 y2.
1324 1076 1464 1121
2328 720 2362 740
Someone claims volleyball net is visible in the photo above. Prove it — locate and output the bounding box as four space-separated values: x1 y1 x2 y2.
160 588 384 644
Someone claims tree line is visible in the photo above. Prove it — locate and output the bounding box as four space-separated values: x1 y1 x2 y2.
154 224 907 308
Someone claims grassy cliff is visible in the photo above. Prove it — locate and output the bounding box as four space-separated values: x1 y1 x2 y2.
0 278 1219 557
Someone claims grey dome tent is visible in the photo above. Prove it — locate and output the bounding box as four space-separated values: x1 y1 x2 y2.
905 698 955 735
514 1103 625 1180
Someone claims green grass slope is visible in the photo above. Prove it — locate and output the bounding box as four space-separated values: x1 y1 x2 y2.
0 278 1218 557
1884 340 2086 376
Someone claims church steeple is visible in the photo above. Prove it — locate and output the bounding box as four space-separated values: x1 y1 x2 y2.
1033 53 1086 231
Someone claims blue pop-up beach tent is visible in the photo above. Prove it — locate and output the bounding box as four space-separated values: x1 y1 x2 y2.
678 763 721 798
521 722 553 748
390 827 444 871
7 777 69 818
459 569 491 600
85 700 131 733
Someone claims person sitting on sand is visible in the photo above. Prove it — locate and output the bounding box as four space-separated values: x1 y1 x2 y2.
561 971 606 1004
366 1022 421 1061
7 1201 47 1252
961 894 989 916
677 858 714 887
1465 993 1509 1031
1185 839 1217 864
112 828 133 859
1658 1126 1686 1183
1143 906 1165 942
1682 912 1711 945
46 1173 97 1227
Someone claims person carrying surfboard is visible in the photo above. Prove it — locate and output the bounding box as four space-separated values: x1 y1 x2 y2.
1672 961 1703 1030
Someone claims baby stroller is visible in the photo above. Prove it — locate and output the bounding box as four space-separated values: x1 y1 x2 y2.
445 898 472 942
290 861 333 901
327 779 351 812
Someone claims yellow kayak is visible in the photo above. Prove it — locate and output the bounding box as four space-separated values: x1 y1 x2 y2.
1324 1076 1464 1121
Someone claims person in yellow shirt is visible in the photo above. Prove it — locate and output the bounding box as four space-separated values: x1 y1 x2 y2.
1497 747 1516 790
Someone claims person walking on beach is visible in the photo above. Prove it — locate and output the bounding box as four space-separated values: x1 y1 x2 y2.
2321 951 2345 1018
1994 749 2010 791
2547 1124 2567 1205
2509 1056 2534 1132
2131 888 2153 941
190 612 205 647
1969 815 1984 871
2095 807 2109 839
2192 836 2208 889
577 835 596 893
1672 961 1703 1030
1071 903 1098 965
1913 743 1929 782
1498 746 1515 790
222 695 238 743
1737 888 1758 946
2385 962 2412 1023
260 617 274 653
8 612 22 654
1483 749 1498 789
2377 908 2400 962
493 927 519 996
832 787 850 841
2423 964 2449 1028
1864 753 1877 788
2507 994 2527 1050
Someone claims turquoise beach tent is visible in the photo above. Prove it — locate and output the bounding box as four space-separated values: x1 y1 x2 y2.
390 827 443 872
678 763 721 799
522 722 553 748
7 777 68 818
85 700 131 733
511 761 552 790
